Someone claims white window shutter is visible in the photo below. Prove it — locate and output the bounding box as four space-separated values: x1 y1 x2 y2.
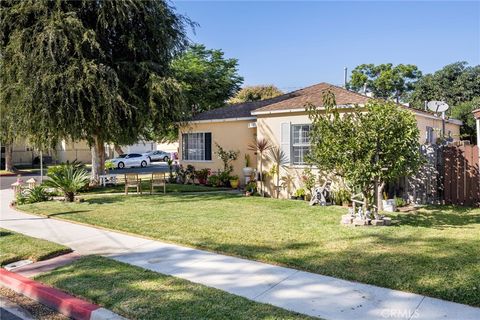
281 122 291 164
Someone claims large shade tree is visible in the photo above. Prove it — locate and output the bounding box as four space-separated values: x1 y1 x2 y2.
171 44 243 115
348 63 421 103
307 91 422 211
1 0 191 183
409 62 480 109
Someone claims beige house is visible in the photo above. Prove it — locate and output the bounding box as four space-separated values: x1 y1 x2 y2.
181 82 462 198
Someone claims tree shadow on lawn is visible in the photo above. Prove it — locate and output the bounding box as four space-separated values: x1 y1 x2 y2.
393 207 480 229
47 210 91 217
37 256 312 320
190 233 480 307
86 192 239 206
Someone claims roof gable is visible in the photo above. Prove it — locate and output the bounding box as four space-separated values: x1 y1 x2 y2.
253 82 370 113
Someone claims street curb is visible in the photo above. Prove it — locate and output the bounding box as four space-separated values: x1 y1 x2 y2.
0 269 127 320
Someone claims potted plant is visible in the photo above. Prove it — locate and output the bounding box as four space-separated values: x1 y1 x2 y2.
229 175 239 189
245 181 257 196
294 188 305 200
242 154 254 180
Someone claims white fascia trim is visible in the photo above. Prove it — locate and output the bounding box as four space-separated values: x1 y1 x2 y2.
410 111 463 125
188 117 256 124
251 106 463 126
251 105 355 116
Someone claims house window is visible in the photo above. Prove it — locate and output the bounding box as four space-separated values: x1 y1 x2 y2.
182 132 212 161
292 124 311 165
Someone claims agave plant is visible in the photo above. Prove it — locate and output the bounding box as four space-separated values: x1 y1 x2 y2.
248 138 272 196
44 164 89 202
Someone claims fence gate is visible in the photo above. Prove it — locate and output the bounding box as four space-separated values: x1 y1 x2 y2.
443 143 480 206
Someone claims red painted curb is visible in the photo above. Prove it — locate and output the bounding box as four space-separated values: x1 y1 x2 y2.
0 269 99 320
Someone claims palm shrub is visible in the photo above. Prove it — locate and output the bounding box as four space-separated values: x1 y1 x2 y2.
44 164 89 202
16 186 50 205
268 147 288 198
248 138 272 197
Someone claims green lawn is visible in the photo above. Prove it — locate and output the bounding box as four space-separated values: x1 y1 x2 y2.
83 182 229 194
0 229 71 266
20 194 480 306
36 256 313 320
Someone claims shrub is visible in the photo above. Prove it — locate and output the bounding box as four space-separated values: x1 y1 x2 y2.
195 168 210 184
245 181 257 193
294 188 306 198
16 186 49 205
44 163 89 202
215 143 239 173
331 188 351 205
218 170 231 186
167 159 176 183
394 196 406 207
207 174 220 187
301 168 316 195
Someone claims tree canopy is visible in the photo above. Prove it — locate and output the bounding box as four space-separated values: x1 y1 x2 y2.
348 63 421 103
307 91 422 210
450 97 480 143
1 0 191 182
228 85 283 104
171 44 243 114
408 62 480 109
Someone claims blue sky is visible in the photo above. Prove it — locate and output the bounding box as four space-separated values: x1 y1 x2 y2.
173 1 480 92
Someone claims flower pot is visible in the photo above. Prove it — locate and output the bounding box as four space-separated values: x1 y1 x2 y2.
242 167 254 177
230 179 239 189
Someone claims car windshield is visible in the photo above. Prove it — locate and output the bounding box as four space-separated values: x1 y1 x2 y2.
117 154 127 158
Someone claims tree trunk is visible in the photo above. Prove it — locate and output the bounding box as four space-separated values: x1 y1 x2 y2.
114 144 124 155
362 190 369 211
90 136 105 186
4 142 13 172
376 180 386 212
65 192 75 202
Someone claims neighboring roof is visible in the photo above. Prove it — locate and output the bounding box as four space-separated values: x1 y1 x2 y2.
253 82 369 113
473 108 480 119
191 94 292 121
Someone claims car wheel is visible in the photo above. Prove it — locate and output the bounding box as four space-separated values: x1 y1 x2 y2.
163 156 169 162
141 160 147 168
118 162 125 169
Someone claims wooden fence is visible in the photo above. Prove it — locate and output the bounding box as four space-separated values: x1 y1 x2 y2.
443 143 480 206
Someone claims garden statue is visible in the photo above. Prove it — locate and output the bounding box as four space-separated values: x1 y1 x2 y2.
309 181 331 206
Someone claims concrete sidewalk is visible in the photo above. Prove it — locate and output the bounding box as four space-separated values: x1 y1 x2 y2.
1 188 479 320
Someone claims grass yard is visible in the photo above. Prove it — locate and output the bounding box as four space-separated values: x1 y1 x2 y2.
20 194 480 307
0 228 71 266
83 182 229 194
36 256 313 320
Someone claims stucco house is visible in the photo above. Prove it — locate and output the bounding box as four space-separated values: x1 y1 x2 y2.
180 82 462 198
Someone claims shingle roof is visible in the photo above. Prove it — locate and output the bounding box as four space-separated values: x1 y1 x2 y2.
253 82 370 113
190 82 461 123
191 93 293 121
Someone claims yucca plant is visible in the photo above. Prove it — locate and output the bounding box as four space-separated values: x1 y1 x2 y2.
248 138 272 196
44 164 89 202
268 147 289 198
